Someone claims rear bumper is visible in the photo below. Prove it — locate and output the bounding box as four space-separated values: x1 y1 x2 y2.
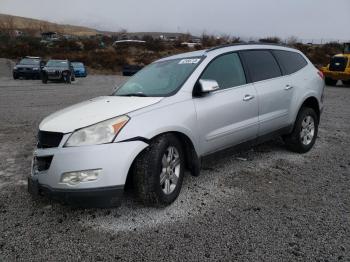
321 70 350 80
28 176 123 207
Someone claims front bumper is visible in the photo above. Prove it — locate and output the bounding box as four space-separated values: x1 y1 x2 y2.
13 70 41 78
28 176 123 207
74 70 87 77
46 72 63 80
28 136 148 207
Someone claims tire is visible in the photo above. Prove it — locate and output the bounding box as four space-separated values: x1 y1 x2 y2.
133 134 185 206
13 73 18 80
42 76 48 84
342 80 350 86
325 77 337 86
63 72 71 84
283 107 318 153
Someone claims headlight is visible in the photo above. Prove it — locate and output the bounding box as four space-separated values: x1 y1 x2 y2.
64 115 129 147
32 67 39 71
13 66 18 70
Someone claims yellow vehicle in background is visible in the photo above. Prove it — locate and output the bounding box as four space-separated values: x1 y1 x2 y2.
321 43 350 86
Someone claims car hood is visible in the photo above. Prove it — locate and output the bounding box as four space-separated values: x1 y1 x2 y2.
15 64 38 69
44 66 69 71
39 96 163 133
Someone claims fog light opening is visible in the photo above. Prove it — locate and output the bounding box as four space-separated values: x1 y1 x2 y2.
60 169 101 186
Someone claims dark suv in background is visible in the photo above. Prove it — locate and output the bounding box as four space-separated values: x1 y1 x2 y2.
13 56 44 79
41 59 75 84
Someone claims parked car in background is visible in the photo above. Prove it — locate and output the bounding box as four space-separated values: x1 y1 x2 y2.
29 44 324 207
71 62 87 77
41 59 75 84
122 64 144 76
13 56 44 79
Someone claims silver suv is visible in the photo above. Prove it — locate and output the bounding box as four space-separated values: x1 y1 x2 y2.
28 44 325 207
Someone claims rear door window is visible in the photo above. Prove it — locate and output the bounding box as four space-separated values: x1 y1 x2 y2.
201 53 246 89
240 50 282 82
272 50 308 75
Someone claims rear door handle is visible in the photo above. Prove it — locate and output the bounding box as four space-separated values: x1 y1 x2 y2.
285 84 294 90
243 94 255 101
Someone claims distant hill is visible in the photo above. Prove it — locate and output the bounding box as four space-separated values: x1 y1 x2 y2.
0 13 98 36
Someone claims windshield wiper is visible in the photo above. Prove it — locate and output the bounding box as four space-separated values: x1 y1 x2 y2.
118 93 148 97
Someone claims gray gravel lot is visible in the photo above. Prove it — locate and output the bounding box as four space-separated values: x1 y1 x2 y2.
0 75 349 261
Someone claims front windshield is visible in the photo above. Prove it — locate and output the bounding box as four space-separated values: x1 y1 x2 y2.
72 62 84 68
113 57 203 97
19 58 40 65
46 60 68 67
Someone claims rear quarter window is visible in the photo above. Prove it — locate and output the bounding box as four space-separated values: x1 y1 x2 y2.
240 50 282 82
272 50 308 75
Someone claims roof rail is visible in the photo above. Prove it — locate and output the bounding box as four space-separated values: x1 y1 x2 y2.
205 42 289 53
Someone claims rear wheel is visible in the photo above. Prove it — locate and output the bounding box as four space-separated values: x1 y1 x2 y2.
342 80 350 86
133 134 185 206
325 77 337 86
283 107 318 153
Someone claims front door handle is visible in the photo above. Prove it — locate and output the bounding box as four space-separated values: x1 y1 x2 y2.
285 84 294 90
243 94 255 101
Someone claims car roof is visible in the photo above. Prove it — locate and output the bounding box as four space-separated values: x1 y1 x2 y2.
158 43 302 62
334 53 350 58
48 59 68 62
24 56 41 59
156 50 207 62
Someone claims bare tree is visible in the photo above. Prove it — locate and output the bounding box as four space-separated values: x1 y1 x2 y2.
0 15 16 38
286 36 299 46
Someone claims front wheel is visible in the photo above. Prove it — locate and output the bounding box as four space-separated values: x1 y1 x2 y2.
133 134 185 206
283 107 318 153
42 75 48 84
325 77 337 86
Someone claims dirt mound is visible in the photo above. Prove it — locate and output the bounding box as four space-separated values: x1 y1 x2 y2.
0 58 14 78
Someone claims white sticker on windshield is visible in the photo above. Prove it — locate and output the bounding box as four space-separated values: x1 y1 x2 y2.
178 58 200 65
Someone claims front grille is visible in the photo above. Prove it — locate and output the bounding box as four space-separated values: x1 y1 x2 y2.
37 131 64 148
18 68 32 72
34 156 53 172
329 57 348 72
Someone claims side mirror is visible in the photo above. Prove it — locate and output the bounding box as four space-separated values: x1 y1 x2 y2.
199 79 220 93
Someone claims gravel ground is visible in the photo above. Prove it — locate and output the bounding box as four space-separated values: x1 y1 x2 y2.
0 75 349 261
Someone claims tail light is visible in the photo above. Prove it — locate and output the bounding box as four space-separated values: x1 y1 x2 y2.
317 70 324 80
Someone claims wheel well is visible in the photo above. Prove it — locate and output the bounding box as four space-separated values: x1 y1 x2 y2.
301 97 320 121
149 132 200 176
169 132 200 176
125 131 200 189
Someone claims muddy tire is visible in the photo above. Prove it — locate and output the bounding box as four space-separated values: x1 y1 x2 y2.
133 134 185 206
283 107 318 153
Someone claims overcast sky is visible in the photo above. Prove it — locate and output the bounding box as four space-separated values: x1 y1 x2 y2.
1 0 349 41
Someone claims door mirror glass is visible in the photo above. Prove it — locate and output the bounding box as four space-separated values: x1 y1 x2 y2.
199 79 220 93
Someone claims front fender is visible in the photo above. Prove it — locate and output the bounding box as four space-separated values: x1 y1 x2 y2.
115 99 200 155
